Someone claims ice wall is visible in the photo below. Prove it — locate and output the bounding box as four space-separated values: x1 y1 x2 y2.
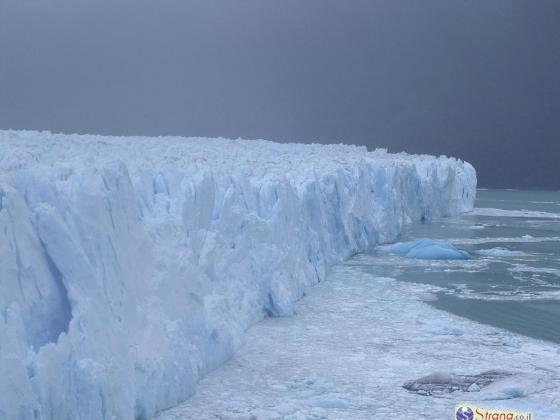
0 131 476 419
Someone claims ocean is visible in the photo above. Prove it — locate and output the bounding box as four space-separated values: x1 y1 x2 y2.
365 189 560 343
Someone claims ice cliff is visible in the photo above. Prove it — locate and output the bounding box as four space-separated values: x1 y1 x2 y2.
0 130 476 419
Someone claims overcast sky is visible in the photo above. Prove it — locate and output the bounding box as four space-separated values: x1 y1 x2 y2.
1 1 559 189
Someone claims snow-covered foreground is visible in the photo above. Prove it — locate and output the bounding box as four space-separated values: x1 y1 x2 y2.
0 131 475 419
156 259 560 420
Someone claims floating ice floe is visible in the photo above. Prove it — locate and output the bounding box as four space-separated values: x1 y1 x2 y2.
477 248 527 257
423 320 465 336
449 236 560 245
404 370 555 400
403 370 512 396
389 239 471 260
470 208 560 219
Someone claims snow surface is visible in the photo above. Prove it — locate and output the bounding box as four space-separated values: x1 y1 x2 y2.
0 130 475 419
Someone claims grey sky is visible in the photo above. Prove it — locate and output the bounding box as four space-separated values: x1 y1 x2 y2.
1 1 559 189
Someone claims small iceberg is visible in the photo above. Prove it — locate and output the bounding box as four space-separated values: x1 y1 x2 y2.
477 247 526 257
389 239 470 260
403 370 512 395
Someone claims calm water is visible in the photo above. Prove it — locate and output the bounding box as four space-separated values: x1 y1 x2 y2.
365 189 560 343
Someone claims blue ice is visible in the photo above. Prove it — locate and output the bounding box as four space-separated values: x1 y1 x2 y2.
389 239 470 260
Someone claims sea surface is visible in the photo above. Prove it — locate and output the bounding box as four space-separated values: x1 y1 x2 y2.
366 189 560 343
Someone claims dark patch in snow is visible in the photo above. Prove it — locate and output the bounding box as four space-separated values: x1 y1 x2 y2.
403 370 513 396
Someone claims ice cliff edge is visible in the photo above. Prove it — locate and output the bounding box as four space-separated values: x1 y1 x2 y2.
0 130 476 419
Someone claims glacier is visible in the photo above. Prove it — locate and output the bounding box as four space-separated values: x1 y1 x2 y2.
0 130 476 420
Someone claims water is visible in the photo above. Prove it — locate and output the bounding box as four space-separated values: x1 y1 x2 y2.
363 189 560 343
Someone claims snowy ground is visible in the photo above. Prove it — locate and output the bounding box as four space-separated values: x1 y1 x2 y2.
156 255 560 419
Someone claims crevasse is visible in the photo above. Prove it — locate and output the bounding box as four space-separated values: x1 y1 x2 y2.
0 131 476 419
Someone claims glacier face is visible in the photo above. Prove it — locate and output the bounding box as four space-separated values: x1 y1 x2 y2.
0 130 476 419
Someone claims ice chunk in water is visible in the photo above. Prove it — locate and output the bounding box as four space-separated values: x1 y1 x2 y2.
390 239 470 260
478 247 526 257
403 370 512 395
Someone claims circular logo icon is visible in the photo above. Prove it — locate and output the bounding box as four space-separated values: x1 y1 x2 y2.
456 406 474 420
